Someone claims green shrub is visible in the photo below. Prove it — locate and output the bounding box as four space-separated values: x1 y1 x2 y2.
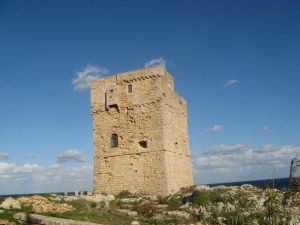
148 220 168 225
90 202 97 208
184 189 225 206
116 190 132 198
167 197 182 210
187 190 211 206
157 195 167 204
132 202 156 218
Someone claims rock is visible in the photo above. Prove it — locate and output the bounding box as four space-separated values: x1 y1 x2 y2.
180 202 191 209
49 196 62 202
156 204 168 209
119 197 143 203
116 208 138 216
131 221 140 225
0 219 9 224
216 202 235 213
216 202 225 213
18 195 49 204
226 203 235 213
81 194 115 206
195 185 211 191
0 220 16 225
182 192 193 198
0 197 21 209
240 184 259 192
63 196 78 202
167 210 191 220
217 217 226 225
127 211 138 217
211 185 227 190
152 213 165 220
149 195 158 201
32 202 75 213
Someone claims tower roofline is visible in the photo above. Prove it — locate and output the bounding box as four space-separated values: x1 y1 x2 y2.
91 66 173 83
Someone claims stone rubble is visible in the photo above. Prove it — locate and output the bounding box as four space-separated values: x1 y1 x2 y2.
32 202 75 213
18 195 49 204
130 221 140 225
0 197 21 209
0 219 16 225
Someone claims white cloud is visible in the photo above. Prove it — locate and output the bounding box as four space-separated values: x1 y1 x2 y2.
72 64 109 91
226 79 239 86
0 161 92 194
144 57 166 69
192 144 300 184
208 124 224 133
260 126 270 134
0 152 9 160
209 144 248 154
56 150 85 163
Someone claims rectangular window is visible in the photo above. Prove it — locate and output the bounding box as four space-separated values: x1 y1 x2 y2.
128 84 133 93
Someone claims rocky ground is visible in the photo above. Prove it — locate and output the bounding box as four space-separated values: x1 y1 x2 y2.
0 184 299 225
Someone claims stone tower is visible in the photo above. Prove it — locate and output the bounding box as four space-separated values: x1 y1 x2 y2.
91 67 193 196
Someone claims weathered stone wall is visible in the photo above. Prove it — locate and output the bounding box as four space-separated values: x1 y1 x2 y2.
91 67 193 196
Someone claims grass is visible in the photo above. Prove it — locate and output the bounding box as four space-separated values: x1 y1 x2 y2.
1 186 299 225
43 199 135 225
0 205 32 225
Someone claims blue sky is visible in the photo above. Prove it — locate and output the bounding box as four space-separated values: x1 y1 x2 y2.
0 0 299 194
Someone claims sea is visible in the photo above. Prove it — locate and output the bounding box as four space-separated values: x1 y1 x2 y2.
0 177 290 198
207 177 289 190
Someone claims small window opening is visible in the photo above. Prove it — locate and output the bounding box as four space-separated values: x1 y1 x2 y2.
139 141 147 148
175 142 178 149
111 133 118 148
128 84 133 93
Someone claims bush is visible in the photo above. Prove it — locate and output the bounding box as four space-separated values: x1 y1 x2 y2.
157 195 167 204
132 202 156 218
90 202 97 208
116 190 132 198
148 221 168 225
183 189 225 207
167 197 182 210
187 190 211 206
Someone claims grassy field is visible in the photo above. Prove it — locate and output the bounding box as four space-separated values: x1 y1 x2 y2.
1 186 299 225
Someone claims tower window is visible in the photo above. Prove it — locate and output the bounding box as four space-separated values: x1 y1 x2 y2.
139 141 147 148
111 133 118 148
127 84 133 93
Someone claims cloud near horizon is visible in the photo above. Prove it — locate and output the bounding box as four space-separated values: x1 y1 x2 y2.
56 149 85 163
0 161 92 194
192 144 300 184
72 64 109 91
0 152 9 160
0 149 91 195
0 144 299 194
144 57 166 69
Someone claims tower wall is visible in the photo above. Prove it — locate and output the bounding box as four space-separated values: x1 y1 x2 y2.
160 74 193 194
91 67 193 196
